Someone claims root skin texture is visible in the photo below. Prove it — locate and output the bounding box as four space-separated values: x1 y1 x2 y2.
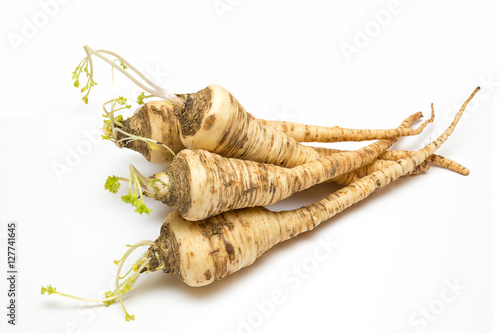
314 148 469 176
259 113 434 142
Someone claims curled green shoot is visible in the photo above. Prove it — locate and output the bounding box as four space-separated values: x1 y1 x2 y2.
74 46 183 107
125 165 152 215
41 240 156 322
137 92 154 105
113 127 176 158
104 175 126 194
72 56 97 104
101 96 131 142
104 165 162 215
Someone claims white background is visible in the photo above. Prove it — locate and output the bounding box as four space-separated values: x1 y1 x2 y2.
0 0 498 332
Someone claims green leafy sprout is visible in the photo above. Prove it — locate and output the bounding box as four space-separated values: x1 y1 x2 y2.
41 240 159 322
73 46 183 107
104 175 122 194
101 96 130 142
40 285 57 295
113 128 176 157
73 46 178 157
52 45 184 321
72 57 97 104
137 91 154 105
103 165 169 215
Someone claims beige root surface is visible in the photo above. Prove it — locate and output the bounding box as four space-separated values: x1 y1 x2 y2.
259 113 435 142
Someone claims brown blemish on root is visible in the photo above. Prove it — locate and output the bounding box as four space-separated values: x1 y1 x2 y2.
225 242 235 260
204 114 216 130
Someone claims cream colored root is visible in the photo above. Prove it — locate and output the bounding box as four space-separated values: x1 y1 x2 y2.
47 91 469 319
380 149 469 175
260 107 434 143
429 154 469 175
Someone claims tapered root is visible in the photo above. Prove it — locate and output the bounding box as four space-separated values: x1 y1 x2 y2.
429 154 469 175
332 159 430 185
260 106 434 143
381 151 469 175
313 147 469 176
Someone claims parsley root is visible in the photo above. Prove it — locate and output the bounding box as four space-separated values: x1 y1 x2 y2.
380 151 470 175
43 87 478 321
259 115 435 142
109 112 425 220
76 46 434 168
116 99 464 178
115 98 435 164
76 46 316 167
313 147 469 176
